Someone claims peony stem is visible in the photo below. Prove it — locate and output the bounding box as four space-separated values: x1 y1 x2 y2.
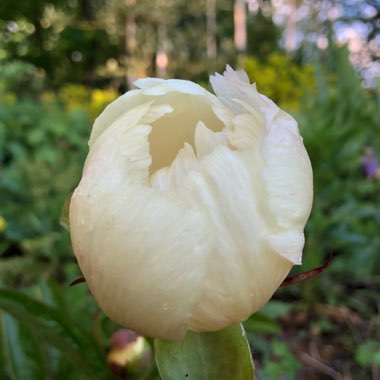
280 253 333 287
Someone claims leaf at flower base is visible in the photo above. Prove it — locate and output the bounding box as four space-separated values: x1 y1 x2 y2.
154 324 254 380
60 193 72 231
0 289 110 379
2 313 47 380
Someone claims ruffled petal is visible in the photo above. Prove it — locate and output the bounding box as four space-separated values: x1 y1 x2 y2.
268 230 305 265
210 65 265 115
262 121 313 231
71 104 213 339
134 78 207 96
150 143 198 191
71 185 212 339
176 146 292 331
89 90 145 147
71 68 313 340
194 121 228 159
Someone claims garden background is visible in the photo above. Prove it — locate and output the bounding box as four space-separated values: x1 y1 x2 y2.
0 0 380 379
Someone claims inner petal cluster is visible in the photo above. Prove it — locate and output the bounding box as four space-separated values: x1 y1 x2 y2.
147 93 225 174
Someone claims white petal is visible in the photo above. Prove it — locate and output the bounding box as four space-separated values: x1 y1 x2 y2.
177 146 292 331
262 121 313 230
71 71 313 339
210 65 264 115
228 113 264 150
133 77 166 89
268 230 305 265
150 143 198 191
194 121 228 159
210 65 284 127
71 116 213 339
147 93 225 173
134 78 206 96
90 79 217 148
71 186 212 339
141 104 173 124
89 90 145 147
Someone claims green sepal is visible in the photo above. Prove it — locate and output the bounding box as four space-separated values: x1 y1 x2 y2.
60 193 72 231
154 323 254 380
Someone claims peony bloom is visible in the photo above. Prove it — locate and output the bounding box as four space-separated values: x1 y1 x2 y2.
70 66 313 340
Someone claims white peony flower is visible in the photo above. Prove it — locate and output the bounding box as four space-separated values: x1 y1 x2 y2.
69 66 313 340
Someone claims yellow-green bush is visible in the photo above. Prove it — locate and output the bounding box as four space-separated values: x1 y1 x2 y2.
241 53 315 111
57 84 118 120
89 88 119 119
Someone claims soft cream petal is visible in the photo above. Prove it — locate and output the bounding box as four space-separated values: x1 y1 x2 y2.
210 65 265 115
176 146 292 332
133 78 166 89
71 117 213 339
268 230 305 265
232 98 265 125
262 122 313 230
89 90 145 147
148 93 225 173
71 69 313 340
228 113 264 150
90 79 219 148
150 143 198 191
210 66 289 128
141 104 173 124
194 121 228 159
84 102 156 187
71 186 212 339
135 78 206 96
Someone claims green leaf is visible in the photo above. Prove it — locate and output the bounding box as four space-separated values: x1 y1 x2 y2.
243 313 281 335
2 313 48 380
355 340 380 367
0 312 7 380
0 289 110 379
60 193 72 230
154 324 254 380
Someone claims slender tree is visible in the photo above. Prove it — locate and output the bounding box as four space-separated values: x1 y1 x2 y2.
234 0 247 52
207 0 217 59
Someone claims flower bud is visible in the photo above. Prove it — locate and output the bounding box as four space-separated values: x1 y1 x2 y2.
70 66 313 340
107 329 152 377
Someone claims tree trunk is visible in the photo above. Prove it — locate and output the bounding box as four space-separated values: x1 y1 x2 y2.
234 0 247 52
206 0 217 59
125 18 137 88
285 0 297 53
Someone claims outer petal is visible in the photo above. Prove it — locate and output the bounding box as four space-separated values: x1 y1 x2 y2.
71 68 313 339
89 77 218 148
262 119 313 230
150 126 293 332
181 146 293 331
70 102 213 340
210 66 313 265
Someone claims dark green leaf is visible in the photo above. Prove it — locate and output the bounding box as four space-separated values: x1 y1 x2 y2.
0 289 110 380
243 313 281 335
2 313 48 380
355 341 380 367
155 324 254 380
60 193 72 231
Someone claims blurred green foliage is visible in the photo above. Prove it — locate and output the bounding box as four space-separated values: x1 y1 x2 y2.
0 1 379 378
247 45 380 379
242 52 316 110
300 45 380 280
0 277 115 379
0 61 89 288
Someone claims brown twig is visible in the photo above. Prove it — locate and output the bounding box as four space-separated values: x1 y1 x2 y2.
71 254 333 288
297 351 344 380
70 277 86 286
281 253 333 287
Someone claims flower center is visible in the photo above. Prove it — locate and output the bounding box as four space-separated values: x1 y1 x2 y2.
148 95 224 174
